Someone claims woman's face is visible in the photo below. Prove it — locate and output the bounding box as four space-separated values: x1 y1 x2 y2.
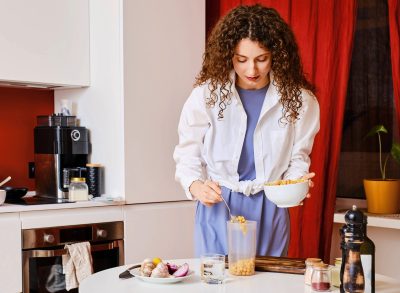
232 38 271 90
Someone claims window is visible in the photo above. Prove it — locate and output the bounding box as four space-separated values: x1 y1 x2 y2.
337 0 399 199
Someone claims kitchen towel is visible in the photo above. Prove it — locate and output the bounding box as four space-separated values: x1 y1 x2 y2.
62 241 93 291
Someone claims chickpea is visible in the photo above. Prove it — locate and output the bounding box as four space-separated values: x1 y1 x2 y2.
265 179 306 186
230 215 248 235
229 258 255 276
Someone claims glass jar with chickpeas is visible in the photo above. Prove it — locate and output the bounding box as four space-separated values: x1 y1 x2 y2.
227 217 257 276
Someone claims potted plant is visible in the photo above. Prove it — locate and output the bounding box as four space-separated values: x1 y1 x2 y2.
363 125 400 214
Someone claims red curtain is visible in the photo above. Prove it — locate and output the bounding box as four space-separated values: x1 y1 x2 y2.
388 0 400 131
206 0 241 36
206 0 357 261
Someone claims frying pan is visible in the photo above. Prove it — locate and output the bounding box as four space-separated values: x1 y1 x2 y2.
1 186 28 203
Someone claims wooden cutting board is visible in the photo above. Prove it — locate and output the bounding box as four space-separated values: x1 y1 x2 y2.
254 256 306 274
226 256 306 275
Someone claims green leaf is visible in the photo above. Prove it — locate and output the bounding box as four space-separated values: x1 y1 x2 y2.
391 143 400 164
365 124 388 138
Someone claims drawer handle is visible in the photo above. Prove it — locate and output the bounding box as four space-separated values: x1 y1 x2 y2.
23 240 121 258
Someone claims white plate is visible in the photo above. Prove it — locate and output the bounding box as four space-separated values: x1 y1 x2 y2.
131 268 194 284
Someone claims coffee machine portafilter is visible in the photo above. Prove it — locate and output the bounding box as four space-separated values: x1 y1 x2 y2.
34 114 90 200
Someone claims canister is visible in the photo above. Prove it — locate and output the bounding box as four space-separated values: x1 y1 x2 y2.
331 257 342 287
311 263 332 292
69 177 89 201
86 163 102 197
227 220 257 276
305 257 322 285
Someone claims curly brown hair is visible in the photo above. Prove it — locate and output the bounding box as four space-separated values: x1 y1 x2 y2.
195 4 315 122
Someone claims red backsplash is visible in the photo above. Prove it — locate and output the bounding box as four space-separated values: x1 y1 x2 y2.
0 87 54 190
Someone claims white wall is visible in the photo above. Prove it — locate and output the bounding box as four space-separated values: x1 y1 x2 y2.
123 0 205 203
54 0 125 198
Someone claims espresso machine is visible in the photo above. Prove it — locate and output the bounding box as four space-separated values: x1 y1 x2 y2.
33 114 90 202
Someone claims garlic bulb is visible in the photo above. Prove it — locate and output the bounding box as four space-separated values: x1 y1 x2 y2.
150 263 169 278
140 258 155 277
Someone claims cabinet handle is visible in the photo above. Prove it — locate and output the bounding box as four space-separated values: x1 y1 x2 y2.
23 240 121 258
43 234 55 244
97 229 108 238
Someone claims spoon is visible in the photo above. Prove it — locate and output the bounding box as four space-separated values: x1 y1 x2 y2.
0 176 11 188
208 177 235 221
119 264 141 279
220 195 235 221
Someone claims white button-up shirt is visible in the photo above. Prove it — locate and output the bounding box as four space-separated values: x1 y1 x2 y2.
174 73 320 200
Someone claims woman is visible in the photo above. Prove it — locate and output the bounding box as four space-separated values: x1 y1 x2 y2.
173 4 319 257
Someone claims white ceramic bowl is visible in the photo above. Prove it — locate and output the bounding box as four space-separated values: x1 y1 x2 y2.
263 180 309 208
0 190 6 205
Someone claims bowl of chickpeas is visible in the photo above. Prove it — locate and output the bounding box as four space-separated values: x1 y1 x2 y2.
264 179 309 208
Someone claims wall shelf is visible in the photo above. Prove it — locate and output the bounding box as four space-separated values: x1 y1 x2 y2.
334 198 400 229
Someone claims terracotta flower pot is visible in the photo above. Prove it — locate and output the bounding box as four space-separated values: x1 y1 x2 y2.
363 179 400 214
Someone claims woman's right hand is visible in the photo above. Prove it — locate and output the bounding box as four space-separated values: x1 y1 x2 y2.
189 180 222 207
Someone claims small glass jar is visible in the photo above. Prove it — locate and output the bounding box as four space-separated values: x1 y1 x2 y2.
69 177 89 201
311 263 331 292
305 258 322 285
331 257 342 287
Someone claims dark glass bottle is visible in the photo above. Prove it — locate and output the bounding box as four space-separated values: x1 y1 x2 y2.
360 216 375 293
342 205 365 293
340 225 348 293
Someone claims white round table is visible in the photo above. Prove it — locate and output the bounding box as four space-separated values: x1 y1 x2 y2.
80 259 400 293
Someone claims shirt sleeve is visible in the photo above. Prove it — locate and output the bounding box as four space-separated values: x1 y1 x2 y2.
283 90 320 180
173 86 210 200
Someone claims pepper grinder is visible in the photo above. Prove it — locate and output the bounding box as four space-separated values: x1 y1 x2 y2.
342 205 365 293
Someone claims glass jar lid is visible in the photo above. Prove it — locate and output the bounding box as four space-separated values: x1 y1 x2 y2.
334 257 342 266
313 263 330 270
305 258 322 265
71 177 86 183
86 163 102 167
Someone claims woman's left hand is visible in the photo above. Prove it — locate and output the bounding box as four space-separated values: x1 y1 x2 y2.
300 172 315 204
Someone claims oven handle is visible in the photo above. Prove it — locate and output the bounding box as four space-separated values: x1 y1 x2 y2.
23 240 121 258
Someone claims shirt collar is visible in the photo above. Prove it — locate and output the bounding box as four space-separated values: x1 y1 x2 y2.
229 70 281 109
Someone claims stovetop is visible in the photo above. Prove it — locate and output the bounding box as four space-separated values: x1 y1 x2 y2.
8 196 75 205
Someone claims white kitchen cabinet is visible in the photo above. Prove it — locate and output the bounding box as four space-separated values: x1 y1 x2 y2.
0 213 22 293
123 0 205 203
124 201 196 264
54 0 124 198
0 205 123 292
20 206 124 229
0 0 90 87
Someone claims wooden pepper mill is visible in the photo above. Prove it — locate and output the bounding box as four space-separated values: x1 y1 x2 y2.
341 205 365 293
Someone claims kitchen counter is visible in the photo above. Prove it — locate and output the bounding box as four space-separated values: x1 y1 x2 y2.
80 259 400 293
0 197 125 214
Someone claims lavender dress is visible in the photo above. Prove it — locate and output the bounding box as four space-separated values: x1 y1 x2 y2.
194 85 290 257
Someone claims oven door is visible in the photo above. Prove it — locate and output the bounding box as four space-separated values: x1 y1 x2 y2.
23 240 123 293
